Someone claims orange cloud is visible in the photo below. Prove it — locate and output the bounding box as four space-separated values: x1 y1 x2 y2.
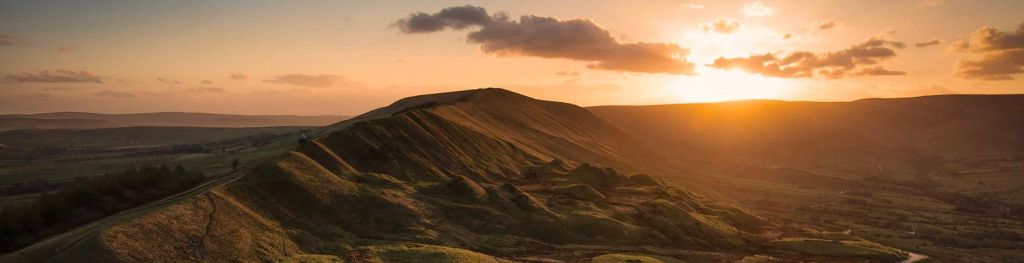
393 5 695 75
952 22 1024 80
710 37 907 79
702 19 741 34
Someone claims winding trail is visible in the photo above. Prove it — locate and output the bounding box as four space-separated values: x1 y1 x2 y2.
0 171 247 262
195 193 218 263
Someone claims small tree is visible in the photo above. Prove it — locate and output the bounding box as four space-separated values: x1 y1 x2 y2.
231 159 240 171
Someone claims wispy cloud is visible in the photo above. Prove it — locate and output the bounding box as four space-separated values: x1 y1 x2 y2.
742 1 777 17
810 20 842 31
42 86 80 92
185 87 227 93
92 90 136 98
229 73 249 81
702 19 741 34
263 74 354 87
854 66 907 76
157 78 182 85
915 39 942 48
6 69 103 83
555 71 581 77
56 45 76 53
681 3 705 10
0 34 17 46
918 0 945 7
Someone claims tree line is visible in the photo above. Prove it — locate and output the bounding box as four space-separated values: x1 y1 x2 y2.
0 165 206 252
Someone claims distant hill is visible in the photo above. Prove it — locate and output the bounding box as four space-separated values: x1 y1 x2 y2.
588 94 1024 174
0 112 348 131
3 88 905 262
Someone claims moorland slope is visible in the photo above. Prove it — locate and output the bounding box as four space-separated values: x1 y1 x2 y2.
2 88 906 262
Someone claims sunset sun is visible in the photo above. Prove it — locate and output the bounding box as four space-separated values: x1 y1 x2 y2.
668 67 797 102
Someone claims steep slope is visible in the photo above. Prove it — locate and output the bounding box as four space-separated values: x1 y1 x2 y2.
3 88 904 262
319 89 668 174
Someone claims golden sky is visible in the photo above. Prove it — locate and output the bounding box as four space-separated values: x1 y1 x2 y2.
1 0 1022 115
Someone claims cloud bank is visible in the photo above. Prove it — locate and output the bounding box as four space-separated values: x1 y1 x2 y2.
392 5 695 74
951 22 1024 80
710 37 907 79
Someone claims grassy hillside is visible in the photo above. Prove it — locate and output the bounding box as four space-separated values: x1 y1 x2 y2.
1 88 906 262
589 94 1024 261
0 112 347 131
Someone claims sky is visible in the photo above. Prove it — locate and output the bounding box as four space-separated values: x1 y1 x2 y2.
1 0 1023 115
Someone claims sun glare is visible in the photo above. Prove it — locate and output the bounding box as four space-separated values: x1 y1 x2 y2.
668 67 797 103
660 23 802 103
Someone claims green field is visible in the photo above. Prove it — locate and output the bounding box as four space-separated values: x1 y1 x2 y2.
0 126 310 207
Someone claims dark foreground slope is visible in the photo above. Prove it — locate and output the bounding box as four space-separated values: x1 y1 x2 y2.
589 94 1024 261
2 89 905 262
